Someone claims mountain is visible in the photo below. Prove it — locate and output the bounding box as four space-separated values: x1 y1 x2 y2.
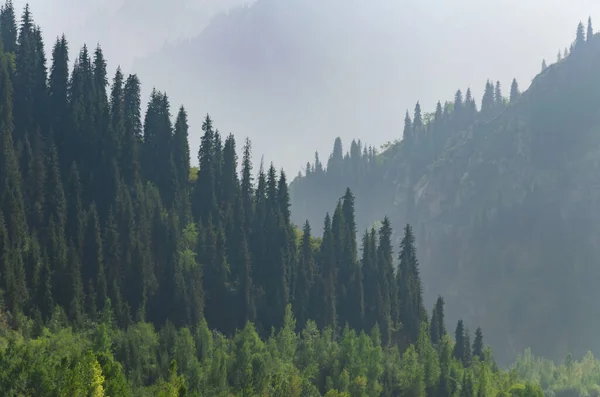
0 2 536 395
290 24 600 365
131 0 592 173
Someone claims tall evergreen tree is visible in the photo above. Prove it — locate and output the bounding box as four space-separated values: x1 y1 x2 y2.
509 78 520 104
0 35 28 314
48 35 70 172
378 217 396 345
576 21 586 47
121 74 142 188
142 90 175 207
481 80 495 116
453 320 465 364
315 213 337 331
473 326 484 361
362 228 380 333
587 17 594 41
172 106 191 218
396 224 426 346
403 111 413 143
430 296 446 346
413 101 423 131
295 220 315 331
0 0 17 54
192 114 217 223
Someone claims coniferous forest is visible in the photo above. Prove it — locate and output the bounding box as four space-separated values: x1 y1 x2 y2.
0 2 599 397
289 16 600 366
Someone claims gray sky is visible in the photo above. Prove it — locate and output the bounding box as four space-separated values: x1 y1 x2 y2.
13 0 600 175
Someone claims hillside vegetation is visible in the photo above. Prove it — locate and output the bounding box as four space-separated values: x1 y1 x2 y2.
290 20 600 364
0 1 598 395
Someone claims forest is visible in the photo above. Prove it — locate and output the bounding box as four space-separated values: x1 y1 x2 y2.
289 18 600 364
0 1 598 396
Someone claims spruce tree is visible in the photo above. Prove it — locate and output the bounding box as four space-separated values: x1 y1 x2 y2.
403 111 413 143
48 35 69 172
121 74 142 187
142 90 174 207
587 17 594 41
494 81 503 107
0 1 17 54
576 21 586 47
14 4 36 143
413 101 423 131
378 217 396 345
362 228 380 333
473 326 484 360
295 221 315 331
192 114 217 223
509 78 520 104
396 224 426 346
316 213 337 331
0 36 28 314
480 80 495 117
430 295 446 345
172 106 191 218
465 88 477 120
453 320 465 363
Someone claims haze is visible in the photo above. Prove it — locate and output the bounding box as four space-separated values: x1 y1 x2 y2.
14 0 600 174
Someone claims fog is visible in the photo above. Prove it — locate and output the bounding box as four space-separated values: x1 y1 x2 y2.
13 0 600 174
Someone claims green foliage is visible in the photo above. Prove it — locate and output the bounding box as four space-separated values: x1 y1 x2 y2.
289 16 600 367
0 2 594 395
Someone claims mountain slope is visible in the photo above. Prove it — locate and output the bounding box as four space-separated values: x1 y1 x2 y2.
290 31 600 364
131 0 592 172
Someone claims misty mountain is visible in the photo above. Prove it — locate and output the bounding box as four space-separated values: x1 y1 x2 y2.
290 25 600 365
132 0 593 173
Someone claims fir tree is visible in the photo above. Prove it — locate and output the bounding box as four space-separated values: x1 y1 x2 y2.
295 221 315 331
403 111 413 143
121 74 142 187
49 35 69 171
0 0 17 53
576 21 586 47
413 101 423 131
172 106 191 218
377 217 396 345
396 224 426 347
453 319 465 363
362 228 380 333
473 326 484 361
481 80 495 116
192 114 217 223
430 296 446 345
509 78 520 104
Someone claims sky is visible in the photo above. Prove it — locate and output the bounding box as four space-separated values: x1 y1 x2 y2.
11 0 600 175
